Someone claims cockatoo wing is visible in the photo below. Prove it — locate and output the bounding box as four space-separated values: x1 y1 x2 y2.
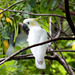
27 27 48 69
6 44 14 56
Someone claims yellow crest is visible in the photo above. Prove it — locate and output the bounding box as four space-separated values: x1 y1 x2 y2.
32 16 41 21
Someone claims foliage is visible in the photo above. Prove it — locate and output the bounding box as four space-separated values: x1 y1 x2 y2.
0 0 75 75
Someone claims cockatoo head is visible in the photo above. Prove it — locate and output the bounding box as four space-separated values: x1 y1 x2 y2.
22 17 41 34
23 19 38 29
23 17 41 29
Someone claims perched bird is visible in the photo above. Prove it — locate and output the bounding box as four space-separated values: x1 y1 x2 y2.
23 17 48 69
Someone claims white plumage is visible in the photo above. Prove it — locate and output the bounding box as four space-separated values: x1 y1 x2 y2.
23 18 48 69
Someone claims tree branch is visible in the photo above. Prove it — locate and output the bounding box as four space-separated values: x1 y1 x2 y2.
0 55 56 62
47 50 75 52
0 53 74 74
54 17 61 38
50 22 70 36
0 0 23 14
56 53 75 75
58 5 75 16
0 8 66 18
64 0 75 35
0 37 75 65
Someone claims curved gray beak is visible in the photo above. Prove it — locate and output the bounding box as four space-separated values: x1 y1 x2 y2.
18 22 30 35
22 23 30 35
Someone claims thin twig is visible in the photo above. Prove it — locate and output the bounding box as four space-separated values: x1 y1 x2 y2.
0 55 56 62
47 50 75 52
69 2 75 5
4 0 12 7
0 8 66 18
58 5 75 16
50 22 70 36
1 49 75 62
0 0 23 14
54 17 61 38
56 53 75 75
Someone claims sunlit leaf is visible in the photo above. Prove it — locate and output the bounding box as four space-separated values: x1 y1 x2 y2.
0 10 3 19
6 18 12 25
3 40 9 54
72 43 75 50
3 40 9 48
51 0 57 8
4 37 10 39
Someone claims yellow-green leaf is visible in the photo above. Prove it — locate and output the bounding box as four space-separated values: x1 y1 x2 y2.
6 18 12 25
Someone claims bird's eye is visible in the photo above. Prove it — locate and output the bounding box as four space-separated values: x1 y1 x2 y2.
27 22 30 24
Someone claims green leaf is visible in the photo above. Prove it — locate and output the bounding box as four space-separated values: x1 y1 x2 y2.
16 13 20 16
29 0 36 8
55 9 64 15
51 0 57 8
26 4 31 12
4 37 10 39
44 2 47 7
23 10 29 18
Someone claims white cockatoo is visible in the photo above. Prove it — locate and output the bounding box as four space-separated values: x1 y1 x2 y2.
23 17 48 69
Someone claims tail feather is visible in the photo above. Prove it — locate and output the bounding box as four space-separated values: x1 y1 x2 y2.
35 58 46 69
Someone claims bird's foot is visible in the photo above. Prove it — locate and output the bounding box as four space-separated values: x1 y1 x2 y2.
37 61 43 65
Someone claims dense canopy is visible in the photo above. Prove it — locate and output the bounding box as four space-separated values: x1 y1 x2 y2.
0 0 75 75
